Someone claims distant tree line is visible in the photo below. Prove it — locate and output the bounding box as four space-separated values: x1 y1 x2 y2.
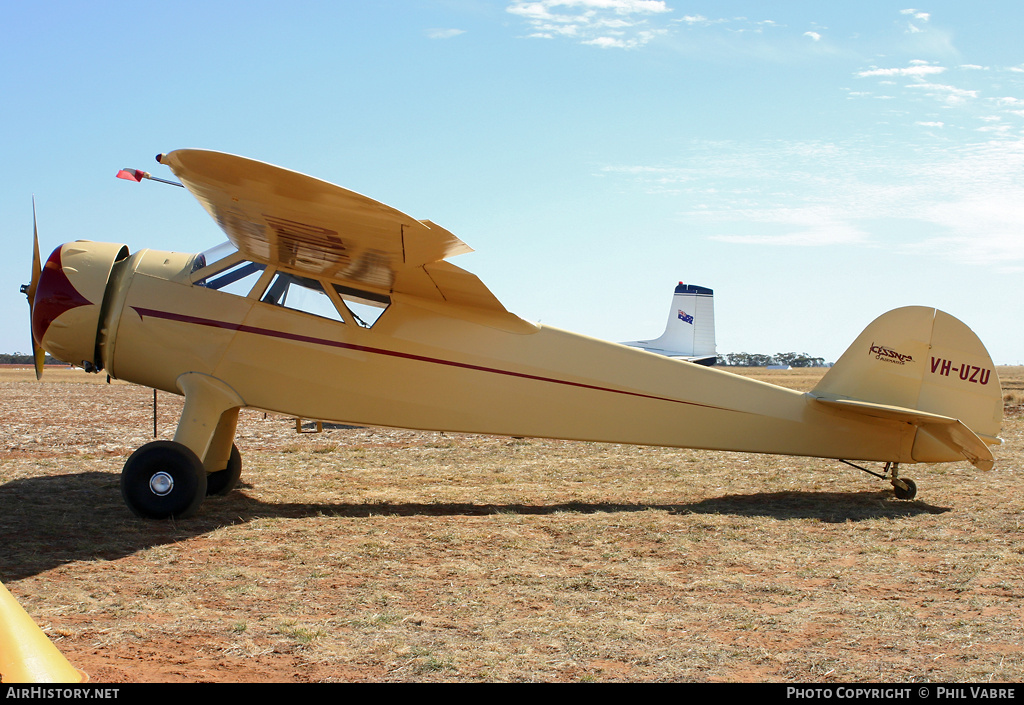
0 352 63 365
716 352 828 367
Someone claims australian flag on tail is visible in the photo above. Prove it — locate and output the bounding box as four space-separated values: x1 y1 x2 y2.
678 309 694 324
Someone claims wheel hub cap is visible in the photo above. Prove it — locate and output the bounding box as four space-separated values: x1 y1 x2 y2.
149 471 174 496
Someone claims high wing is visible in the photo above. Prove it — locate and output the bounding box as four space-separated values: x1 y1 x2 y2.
158 149 509 313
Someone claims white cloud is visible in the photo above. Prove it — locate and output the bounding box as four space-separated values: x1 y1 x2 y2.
507 0 671 20
585 36 627 48
599 136 1024 268
900 7 931 31
804 31 821 42
857 64 946 78
900 8 931 22
507 0 672 48
910 193 1024 267
906 81 979 105
709 213 868 247
583 29 667 49
426 28 466 40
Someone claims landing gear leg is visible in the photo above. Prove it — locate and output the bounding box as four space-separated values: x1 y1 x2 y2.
204 408 242 496
120 373 245 519
207 443 242 496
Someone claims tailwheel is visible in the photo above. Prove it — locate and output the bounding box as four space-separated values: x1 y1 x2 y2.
839 459 918 500
892 477 917 500
206 443 242 496
121 440 207 519
886 461 917 500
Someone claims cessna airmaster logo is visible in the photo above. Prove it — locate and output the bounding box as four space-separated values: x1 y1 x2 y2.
869 342 993 384
869 343 914 365
930 356 993 385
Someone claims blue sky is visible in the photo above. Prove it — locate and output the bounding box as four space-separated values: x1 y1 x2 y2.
3 1 1023 364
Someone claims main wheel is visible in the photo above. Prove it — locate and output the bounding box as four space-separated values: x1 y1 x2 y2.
893 478 917 500
206 444 242 496
121 441 207 519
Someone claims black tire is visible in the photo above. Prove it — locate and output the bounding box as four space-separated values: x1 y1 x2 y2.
121 441 207 519
893 478 917 500
206 444 242 496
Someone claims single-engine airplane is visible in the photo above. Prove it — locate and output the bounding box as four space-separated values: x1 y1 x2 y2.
23 150 1003 519
622 282 717 365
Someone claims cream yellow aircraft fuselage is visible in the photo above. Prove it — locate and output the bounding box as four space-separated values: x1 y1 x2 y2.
112 248 899 460
27 150 1004 519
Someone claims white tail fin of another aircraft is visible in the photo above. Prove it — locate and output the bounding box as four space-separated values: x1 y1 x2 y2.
622 282 717 365
810 306 1003 470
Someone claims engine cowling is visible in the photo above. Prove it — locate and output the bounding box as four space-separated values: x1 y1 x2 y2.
33 241 129 371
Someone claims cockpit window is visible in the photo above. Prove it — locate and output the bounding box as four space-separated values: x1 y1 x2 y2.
334 284 390 328
262 272 345 323
195 260 267 297
193 249 389 328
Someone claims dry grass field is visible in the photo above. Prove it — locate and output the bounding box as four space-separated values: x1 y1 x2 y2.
1 365 1021 683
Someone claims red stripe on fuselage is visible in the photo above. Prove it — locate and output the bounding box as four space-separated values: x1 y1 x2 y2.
130 306 738 413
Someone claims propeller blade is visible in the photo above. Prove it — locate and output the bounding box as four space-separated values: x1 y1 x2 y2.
33 342 45 380
27 199 44 380
26 199 40 302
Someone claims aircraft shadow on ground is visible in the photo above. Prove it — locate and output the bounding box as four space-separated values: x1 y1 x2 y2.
0 472 949 580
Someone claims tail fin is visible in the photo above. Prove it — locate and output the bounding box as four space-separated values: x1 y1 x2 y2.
811 307 1003 469
623 282 716 365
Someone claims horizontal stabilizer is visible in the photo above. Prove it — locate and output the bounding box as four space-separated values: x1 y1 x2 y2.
810 395 995 470
633 349 717 365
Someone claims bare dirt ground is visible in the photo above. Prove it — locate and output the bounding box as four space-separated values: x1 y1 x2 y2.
1 366 1021 683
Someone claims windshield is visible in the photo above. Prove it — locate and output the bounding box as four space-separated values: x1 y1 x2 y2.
196 260 267 295
190 241 239 274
